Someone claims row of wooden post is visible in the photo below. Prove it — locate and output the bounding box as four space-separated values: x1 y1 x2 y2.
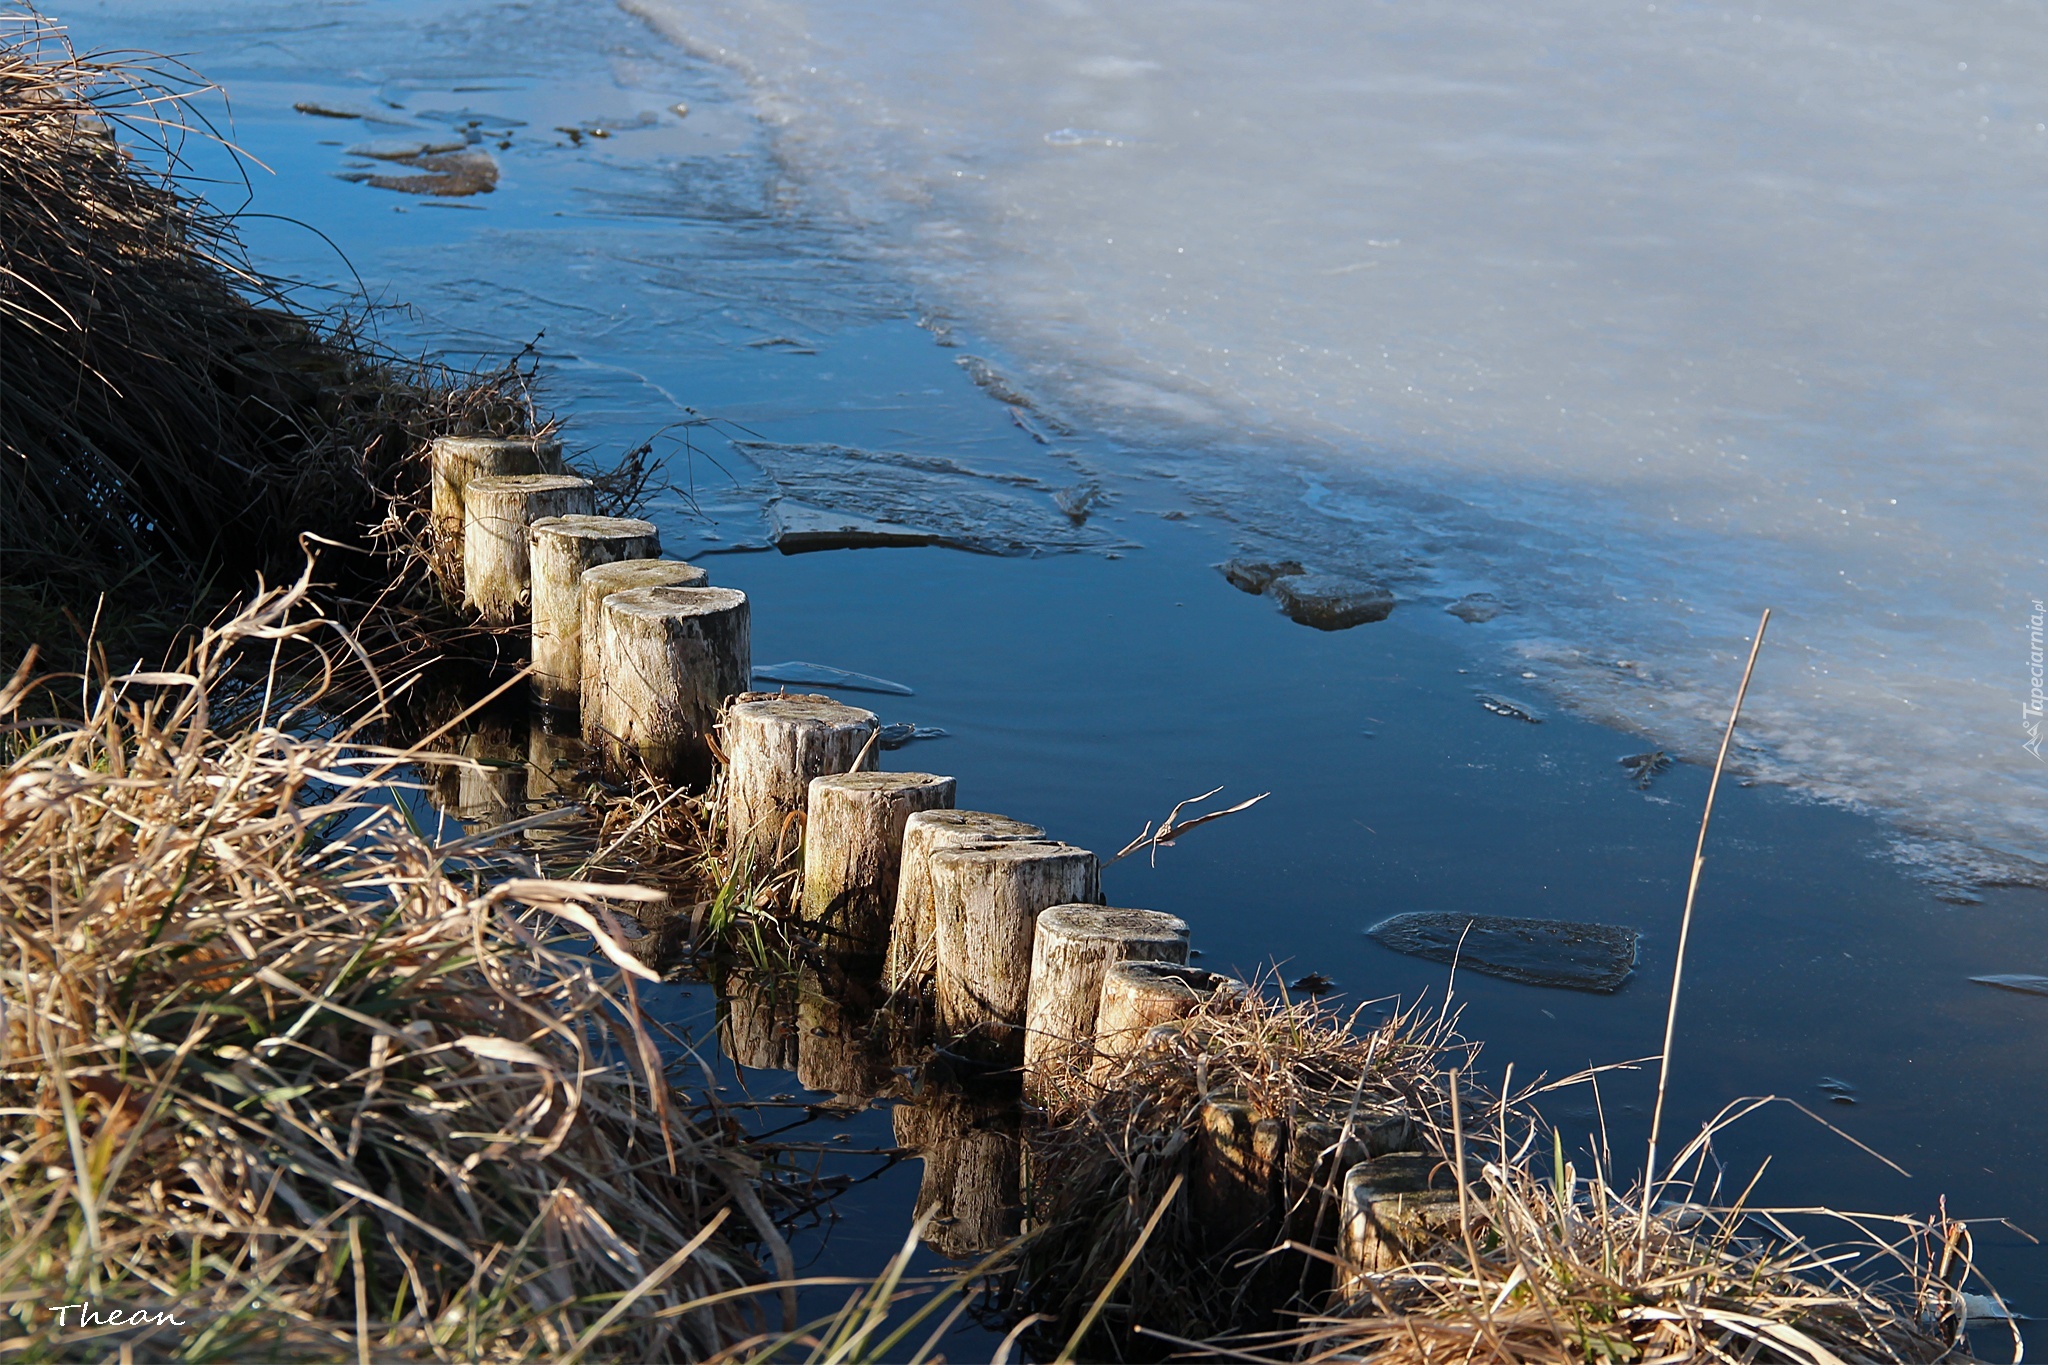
429 433 1476 1285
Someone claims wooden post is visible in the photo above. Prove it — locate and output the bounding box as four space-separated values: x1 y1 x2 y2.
719 969 797 1072
721 695 878 877
430 434 564 544
1338 1154 1488 1292
1194 1096 1287 1252
929 840 1099 1064
1283 1100 1417 1250
463 474 594 624
529 515 660 709
885 811 1045 995
1021 906 1188 1102
801 772 957 959
579 559 709 724
1091 961 1248 1080
587 585 749 787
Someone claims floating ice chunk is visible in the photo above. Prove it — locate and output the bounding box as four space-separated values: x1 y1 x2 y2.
1970 974 2048 996
1367 912 1640 993
753 662 914 695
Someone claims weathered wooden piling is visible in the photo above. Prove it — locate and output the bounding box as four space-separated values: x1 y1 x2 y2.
463 474 594 624
800 771 957 958
929 840 1100 1064
528 515 660 709
430 434 564 544
586 585 749 787
1021 906 1189 1101
721 695 878 875
885 811 1045 994
1338 1153 1488 1292
1090 961 1249 1080
1194 1096 1287 1251
1282 1099 1415 1243
578 559 710 720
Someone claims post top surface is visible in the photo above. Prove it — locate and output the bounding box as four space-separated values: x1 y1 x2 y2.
467 474 593 494
582 559 707 591
929 838 1093 871
1102 959 1244 999
905 809 1043 838
532 514 657 540
812 771 953 794
603 584 748 620
1037 905 1189 940
727 695 875 726
431 434 562 453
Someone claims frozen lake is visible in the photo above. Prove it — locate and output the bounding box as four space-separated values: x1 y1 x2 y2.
637 0 2048 889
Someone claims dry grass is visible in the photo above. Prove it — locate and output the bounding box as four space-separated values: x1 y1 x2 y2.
0 568 819 1361
1013 986 2000 1364
0 14 665 672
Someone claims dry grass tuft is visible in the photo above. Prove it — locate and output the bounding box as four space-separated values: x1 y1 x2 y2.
0 568 799 1360
1016 985 1999 1364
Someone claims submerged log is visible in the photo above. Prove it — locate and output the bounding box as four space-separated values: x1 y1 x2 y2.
463 474 594 624
586 585 749 787
1021 905 1188 1102
429 434 564 545
528 515 660 709
930 840 1099 1064
578 559 710 724
801 771 957 958
721 695 878 877
885 811 1045 995
1091 961 1248 1080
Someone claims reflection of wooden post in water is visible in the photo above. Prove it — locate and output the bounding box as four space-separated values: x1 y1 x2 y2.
721 696 877 878
456 715 526 824
719 970 797 1072
802 772 956 958
795 964 887 1102
930 841 1099 1065
528 515 660 709
894 1095 1022 1260
1022 906 1188 1102
1194 1095 1286 1252
526 711 583 803
886 812 1044 995
580 560 709 732
587 586 749 787
430 435 564 546
1091 962 1248 1080
463 475 594 624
